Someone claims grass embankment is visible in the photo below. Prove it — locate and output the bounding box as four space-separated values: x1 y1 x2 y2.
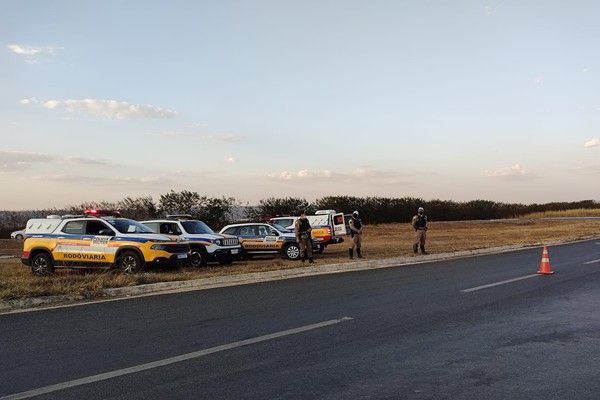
1 217 600 302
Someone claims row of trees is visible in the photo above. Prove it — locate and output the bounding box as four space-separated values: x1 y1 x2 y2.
1 191 598 238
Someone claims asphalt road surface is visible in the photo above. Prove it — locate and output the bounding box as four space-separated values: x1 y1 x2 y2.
1 239 599 399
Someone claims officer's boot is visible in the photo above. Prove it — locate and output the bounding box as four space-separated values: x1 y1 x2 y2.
357 248 363 258
420 244 429 255
309 257 315 264
301 256 305 263
413 244 418 254
349 248 354 259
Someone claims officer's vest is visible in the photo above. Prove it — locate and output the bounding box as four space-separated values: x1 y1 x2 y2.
352 217 362 230
415 215 427 229
297 218 311 234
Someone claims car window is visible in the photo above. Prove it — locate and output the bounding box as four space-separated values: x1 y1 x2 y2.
142 222 159 233
181 220 214 234
62 221 85 235
238 226 255 235
86 221 112 235
277 218 294 227
221 227 236 235
258 226 270 236
107 219 155 234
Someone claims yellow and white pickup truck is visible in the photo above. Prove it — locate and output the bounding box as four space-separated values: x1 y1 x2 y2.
21 210 191 275
268 210 349 253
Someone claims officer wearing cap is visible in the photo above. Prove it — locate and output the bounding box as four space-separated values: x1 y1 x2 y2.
348 210 363 259
412 207 429 254
295 212 315 263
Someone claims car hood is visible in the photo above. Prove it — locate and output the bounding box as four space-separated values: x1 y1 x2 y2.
181 233 224 240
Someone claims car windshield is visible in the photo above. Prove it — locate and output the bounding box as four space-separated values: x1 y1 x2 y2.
271 224 291 233
181 220 215 234
106 219 156 234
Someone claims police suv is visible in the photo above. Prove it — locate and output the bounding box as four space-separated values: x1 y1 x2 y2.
141 215 241 267
22 210 190 275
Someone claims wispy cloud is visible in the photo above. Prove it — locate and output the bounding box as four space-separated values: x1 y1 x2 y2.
203 133 239 143
584 138 600 148
145 131 241 143
41 99 177 120
225 157 237 164
145 131 196 139
572 162 600 175
31 174 177 186
484 5 498 15
485 164 538 180
268 166 406 184
0 151 54 171
7 44 61 64
0 151 115 172
62 156 113 166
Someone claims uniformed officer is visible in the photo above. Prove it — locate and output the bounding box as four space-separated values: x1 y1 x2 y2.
348 210 363 259
412 207 429 254
294 212 315 263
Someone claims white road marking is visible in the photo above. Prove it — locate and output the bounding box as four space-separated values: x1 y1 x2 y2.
460 274 540 293
584 259 600 265
0 317 353 400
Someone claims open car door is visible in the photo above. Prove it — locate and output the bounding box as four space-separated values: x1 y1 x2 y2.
332 212 347 236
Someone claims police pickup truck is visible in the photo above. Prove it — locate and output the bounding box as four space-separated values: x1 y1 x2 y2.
22 210 190 275
269 210 349 253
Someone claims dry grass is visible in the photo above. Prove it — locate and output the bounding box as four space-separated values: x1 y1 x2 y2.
2 219 600 301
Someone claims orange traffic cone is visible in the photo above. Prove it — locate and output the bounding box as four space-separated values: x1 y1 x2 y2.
537 246 554 275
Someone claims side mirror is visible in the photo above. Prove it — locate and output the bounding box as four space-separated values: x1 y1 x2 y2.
98 229 113 236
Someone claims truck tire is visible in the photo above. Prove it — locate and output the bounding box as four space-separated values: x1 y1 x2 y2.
118 251 145 274
285 243 301 260
31 253 54 276
313 244 324 254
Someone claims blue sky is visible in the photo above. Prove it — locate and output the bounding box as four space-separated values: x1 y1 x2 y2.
2 1 599 210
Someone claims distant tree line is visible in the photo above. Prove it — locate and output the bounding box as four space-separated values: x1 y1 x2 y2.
1 191 598 238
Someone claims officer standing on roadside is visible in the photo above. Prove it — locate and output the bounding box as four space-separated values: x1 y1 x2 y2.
348 210 363 259
295 212 315 263
412 207 429 255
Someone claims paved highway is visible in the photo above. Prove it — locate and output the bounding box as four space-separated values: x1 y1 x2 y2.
1 239 599 399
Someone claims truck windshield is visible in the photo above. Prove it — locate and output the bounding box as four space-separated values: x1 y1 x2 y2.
181 220 215 234
107 219 156 234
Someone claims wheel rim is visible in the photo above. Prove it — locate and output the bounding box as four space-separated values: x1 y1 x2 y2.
190 251 202 267
121 255 138 274
32 257 48 275
287 245 300 259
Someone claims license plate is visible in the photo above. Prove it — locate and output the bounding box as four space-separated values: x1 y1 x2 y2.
231 249 239 254
177 253 188 259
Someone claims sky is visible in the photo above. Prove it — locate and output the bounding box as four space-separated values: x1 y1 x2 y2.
1 0 599 211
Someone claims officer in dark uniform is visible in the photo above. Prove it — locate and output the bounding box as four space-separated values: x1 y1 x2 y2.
348 210 363 259
294 212 315 263
412 207 429 254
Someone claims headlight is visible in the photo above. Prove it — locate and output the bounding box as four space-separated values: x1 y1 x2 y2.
151 244 167 250
214 239 222 246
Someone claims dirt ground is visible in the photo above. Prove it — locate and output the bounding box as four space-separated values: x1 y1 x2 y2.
2 219 600 301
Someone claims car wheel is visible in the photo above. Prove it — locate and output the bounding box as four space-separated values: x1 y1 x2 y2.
285 243 301 260
31 253 54 275
118 251 145 274
189 247 208 267
15 234 24 240
313 244 324 254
